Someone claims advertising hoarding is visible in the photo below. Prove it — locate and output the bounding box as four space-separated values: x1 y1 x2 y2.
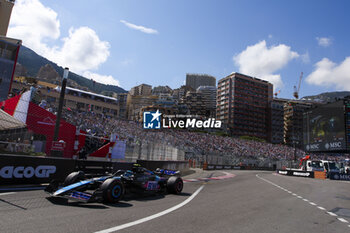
345 98 350 150
303 100 346 152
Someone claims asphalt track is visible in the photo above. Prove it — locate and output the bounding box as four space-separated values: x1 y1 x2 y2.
1 170 350 233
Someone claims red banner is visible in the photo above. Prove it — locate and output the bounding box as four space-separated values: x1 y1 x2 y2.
26 102 76 157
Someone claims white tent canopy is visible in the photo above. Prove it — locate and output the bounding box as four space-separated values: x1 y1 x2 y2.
0 109 26 130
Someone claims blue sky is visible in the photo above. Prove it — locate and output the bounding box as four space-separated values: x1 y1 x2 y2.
7 0 350 98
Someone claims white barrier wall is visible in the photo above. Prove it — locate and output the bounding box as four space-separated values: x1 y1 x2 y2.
124 141 185 162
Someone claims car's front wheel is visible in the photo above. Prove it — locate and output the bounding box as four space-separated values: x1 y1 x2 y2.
101 178 125 203
63 171 85 186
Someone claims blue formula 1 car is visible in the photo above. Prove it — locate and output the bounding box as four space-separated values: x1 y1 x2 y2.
45 165 184 203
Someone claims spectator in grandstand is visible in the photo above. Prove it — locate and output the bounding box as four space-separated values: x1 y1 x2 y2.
59 108 346 163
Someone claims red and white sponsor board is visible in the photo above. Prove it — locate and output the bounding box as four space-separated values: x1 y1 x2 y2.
51 141 65 151
0 90 81 158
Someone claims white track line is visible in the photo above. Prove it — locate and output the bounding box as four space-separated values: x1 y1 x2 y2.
0 192 16 196
338 218 349 223
95 185 205 233
327 211 337 217
256 174 349 227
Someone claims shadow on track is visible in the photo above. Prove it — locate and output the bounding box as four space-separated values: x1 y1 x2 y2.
46 196 109 209
176 192 191 197
46 192 187 207
46 196 133 208
105 202 133 208
123 192 166 202
0 198 27 210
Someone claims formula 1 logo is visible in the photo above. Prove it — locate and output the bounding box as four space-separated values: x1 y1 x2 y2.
0 166 56 179
143 110 162 129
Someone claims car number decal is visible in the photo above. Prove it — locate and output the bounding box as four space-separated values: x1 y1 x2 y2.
146 181 159 190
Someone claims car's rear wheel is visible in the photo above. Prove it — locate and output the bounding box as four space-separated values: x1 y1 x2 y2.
101 178 124 203
63 171 85 186
167 176 183 194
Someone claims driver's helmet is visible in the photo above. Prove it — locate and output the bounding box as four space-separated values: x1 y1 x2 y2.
132 164 144 173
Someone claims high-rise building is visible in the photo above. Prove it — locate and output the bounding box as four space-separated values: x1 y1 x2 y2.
180 91 207 117
152 85 172 96
197 86 217 118
126 94 158 121
217 72 273 140
270 98 288 144
0 0 15 36
117 93 128 119
186 74 216 90
129 84 152 96
172 85 194 102
284 100 314 148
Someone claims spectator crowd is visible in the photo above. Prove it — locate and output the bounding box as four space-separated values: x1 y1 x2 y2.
54 108 349 162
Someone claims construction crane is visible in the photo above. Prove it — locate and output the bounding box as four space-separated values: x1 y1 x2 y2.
293 72 303 99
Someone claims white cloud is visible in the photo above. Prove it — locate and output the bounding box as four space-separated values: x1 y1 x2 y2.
316 37 332 47
305 57 350 90
49 27 110 73
301 51 310 63
8 0 121 87
233 40 299 89
120 20 158 34
83 71 120 87
8 0 60 55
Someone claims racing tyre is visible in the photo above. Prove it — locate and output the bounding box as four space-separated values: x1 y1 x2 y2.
101 178 124 203
167 176 183 194
63 171 85 186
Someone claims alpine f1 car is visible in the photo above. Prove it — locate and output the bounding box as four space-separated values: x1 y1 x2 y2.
45 165 184 203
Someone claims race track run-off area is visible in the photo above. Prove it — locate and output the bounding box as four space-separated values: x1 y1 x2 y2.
1 170 350 233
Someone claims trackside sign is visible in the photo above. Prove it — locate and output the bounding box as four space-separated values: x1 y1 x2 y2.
0 154 76 185
277 170 314 178
0 166 56 179
329 172 350 181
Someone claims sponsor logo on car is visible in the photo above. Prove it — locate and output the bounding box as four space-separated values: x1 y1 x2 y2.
146 181 159 190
